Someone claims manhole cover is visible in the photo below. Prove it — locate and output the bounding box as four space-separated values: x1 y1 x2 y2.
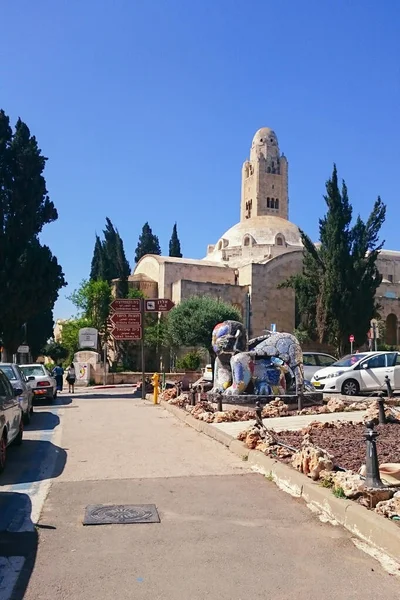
83 504 160 526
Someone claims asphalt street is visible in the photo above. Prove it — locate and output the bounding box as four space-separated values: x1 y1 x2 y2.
0 389 399 599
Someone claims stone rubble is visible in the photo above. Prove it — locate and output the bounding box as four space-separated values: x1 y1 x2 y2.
291 441 334 481
375 492 400 518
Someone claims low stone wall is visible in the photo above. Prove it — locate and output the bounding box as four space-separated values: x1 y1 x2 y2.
91 371 202 386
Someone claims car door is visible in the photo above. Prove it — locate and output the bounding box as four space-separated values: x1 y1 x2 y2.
16 366 31 412
359 354 388 391
389 353 400 390
302 353 318 380
0 372 18 441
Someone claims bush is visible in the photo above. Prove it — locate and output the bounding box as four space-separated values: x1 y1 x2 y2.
176 351 201 372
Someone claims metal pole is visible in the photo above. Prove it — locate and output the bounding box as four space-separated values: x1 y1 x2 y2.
364 421 384 488
377 395 387 424
103 338 107 386
373 322 377 352
350 341 353 354
141 299 146 400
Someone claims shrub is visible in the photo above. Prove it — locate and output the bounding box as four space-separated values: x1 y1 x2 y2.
176 351 201 372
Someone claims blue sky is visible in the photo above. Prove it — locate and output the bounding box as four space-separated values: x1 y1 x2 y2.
2 0 399 318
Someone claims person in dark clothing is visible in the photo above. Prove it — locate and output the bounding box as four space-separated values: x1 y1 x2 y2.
52 364 64 392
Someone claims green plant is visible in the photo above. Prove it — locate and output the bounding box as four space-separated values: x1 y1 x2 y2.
241 455 249 462
176 351 201 372
332 486 346 498
88 378 96 386
265 471 274 482
320 477 333 489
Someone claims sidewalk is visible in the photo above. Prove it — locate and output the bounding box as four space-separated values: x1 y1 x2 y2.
211 409 367 437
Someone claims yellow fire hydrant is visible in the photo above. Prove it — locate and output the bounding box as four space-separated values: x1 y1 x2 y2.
152 372 160 404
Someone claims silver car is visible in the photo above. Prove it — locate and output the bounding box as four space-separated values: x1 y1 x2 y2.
0 363 34 424
0 369 23 473
20 364 57 402
302 352 337 381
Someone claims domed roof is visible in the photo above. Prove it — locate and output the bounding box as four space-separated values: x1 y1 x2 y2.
216 216 302 248
252 127 277 145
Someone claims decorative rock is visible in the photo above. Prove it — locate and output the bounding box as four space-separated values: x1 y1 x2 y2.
291 442 334 481
331 471 365 498
375 496 400 518
358 488 395 509
326 398 345 413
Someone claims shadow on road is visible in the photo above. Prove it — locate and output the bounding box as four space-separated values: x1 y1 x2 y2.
72 391 140 400
0 492 38 600
26 412 60 431
0 440 67 486
34 395 72 407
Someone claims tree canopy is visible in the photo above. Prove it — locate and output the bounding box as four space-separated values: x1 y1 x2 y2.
169 223 182 258
69 279 112 333
26 308 54 360
0 110 65 357
134 222 161 263
281 165 385 355
90 218 130 295
168 296 241 354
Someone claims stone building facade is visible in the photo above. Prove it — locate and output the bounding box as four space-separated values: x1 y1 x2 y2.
130 127 400 346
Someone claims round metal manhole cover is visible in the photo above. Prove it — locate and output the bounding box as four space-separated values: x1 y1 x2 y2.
83 504 160 526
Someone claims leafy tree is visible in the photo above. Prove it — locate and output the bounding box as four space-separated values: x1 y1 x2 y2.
134 222 161 263
0 111 66 358
59 317 92 361
26 308 54 360
168 296 241 354
176 350 201 371
169 223 182 258
68 279 112 333
44 341 69 363
280 165 385 355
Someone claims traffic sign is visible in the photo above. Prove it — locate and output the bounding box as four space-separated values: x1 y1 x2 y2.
17 345 29 353
110 298 142 312
349 334 355 343
111 326 142 340
110 313 141 326
145 298 175 312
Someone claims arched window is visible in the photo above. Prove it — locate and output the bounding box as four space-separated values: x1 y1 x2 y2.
267 197 270 208
276 237 283 246
275 198 279 210
270 198 275 208
243 236 250 247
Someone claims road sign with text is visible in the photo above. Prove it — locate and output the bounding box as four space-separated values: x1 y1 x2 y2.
145 298 175 312
110 313 142 326
111 326 142 340
110 298 142 313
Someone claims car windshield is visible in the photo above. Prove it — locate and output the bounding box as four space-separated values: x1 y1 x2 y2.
0 365 17 381
20 365 46 377
330 353 369 367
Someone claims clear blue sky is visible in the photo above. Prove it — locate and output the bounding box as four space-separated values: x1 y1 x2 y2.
2 1 399 319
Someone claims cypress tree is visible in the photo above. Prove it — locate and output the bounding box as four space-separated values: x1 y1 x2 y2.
169 222 182 258
134 222 161 263
90 235 104 280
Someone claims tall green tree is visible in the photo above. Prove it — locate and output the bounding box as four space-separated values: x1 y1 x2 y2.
134 222 161 263
90 235 105 281
0 111 66 358
168 296 241 355
26 308 54 360
281 165 385 355
169 222 182 258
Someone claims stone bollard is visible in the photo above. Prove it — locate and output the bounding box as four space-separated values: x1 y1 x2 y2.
385 375 393 398
364 420 385 488
216 393 223 412
255 400 263 428
377 393 387 425
189 388 196 406
297 394 303 411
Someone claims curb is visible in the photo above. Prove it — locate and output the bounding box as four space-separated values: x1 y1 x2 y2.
162 401 400 565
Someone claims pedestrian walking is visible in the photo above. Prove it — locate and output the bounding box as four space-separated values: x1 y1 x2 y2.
66 362 76 393
52 364 64 393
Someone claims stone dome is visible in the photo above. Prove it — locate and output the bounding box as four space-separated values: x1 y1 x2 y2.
216 216 302 249
252 127 277 145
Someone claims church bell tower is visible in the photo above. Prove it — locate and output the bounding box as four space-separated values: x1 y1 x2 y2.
240 128 288 222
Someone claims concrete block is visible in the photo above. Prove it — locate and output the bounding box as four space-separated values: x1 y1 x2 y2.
301 480 353 524
229 439 249 459
344 503 400 562
204 425 233 447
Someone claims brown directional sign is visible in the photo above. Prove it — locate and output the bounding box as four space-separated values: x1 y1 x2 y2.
111 326 142 340
110 298 142 313
110 313 141 326
145 298 175 312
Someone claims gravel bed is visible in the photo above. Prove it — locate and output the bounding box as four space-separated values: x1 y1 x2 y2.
275 422 400 472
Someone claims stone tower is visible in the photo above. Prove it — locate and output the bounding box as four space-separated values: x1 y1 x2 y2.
240 128 289 222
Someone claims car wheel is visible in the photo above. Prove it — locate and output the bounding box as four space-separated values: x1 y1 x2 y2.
341 379 360 396
0 433 6 473
13 418 23 446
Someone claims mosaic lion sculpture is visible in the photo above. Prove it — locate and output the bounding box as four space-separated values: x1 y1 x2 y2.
211 321 304 396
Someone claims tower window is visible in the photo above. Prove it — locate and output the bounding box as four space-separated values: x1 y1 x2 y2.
270 198 275 209
243 236 250 247
275 198 279 209
267 197 270 208
276 236 284 246
388 274 394 283
272 184 274 189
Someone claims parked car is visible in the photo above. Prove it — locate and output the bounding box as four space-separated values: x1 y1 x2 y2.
311 351 400 396
202 364 213 382
0 363 34 424
0 369 23 473
302 352 337 381
19 364 57 402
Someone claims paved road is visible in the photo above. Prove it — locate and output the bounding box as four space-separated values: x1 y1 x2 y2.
1 390 399 599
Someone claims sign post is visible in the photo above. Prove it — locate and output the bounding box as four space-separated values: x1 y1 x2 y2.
349 334 355 354
141 300 146 399
370 319 379 352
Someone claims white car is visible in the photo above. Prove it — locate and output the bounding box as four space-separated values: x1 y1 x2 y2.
202 364 213 382
19 364 57 402
311 351 400 396
302 352 337 381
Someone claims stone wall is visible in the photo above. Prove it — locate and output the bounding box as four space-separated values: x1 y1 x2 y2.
172 279 249 318
161 260 235 299
91 371 202 386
